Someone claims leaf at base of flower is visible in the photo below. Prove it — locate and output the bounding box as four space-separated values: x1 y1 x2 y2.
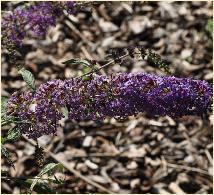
7 128 21 142
18 68 36 90
30 163 64 192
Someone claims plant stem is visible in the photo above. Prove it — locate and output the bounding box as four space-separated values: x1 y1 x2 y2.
76 53 129 79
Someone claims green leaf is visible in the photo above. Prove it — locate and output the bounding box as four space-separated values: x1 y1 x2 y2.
16 179 56 194
62 58 100 80
206 19 213 39
30 163 63 192
38 163 63 177
1 96 9 126
62 58 92 67
18 68 36 90
83 66 91 73
1 96 9 114
1 115 30 126
1 144 15 169
7 128 21 142
1 136 8 144
82 66 96 81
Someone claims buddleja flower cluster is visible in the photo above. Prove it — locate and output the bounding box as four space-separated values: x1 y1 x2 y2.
2 1 76 48
7 73 213 139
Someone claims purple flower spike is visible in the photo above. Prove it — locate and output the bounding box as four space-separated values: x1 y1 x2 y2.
2 1 76 47
7 73 213 139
